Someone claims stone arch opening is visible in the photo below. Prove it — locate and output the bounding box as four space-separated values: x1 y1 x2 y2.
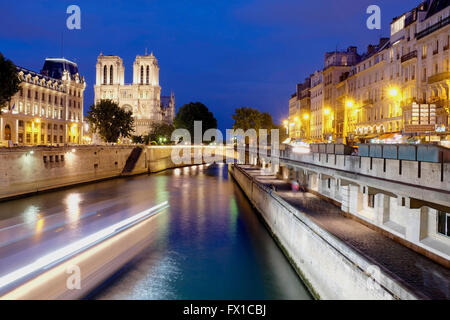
4 124 11 140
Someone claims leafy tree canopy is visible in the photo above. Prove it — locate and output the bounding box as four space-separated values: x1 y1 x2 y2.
174 102 217 141
86 99 134 143
232 107 287 143
148 122 175 145
232 107 279 132
0 53 21 113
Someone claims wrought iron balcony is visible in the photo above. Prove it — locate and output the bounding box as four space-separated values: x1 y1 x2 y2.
415 16 450 40
401 50 417 63
428 72 450 84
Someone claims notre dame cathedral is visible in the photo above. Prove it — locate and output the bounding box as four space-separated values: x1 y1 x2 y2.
94 52 175 137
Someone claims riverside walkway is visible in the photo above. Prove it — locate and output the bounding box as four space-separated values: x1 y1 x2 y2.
239 165 450 300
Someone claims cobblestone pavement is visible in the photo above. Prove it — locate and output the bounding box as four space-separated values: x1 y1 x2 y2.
240 165 450 300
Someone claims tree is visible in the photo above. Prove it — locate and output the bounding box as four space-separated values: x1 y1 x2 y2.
0 53 21 113
232 107 287 144
86 99 134 143
131 135 145 144
232 107 263 132
148 122 174 145
174 102 217 142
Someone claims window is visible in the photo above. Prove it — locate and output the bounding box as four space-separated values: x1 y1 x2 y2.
103 65 107 85
110 65 113 84
368 194 375 208
140 66 144 84
437 211 449 237
4 124 11 140
146 66 149 84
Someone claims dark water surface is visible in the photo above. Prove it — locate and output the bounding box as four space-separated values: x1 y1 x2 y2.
0 164 311 300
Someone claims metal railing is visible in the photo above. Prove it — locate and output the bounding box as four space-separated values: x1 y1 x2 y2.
416 16 450 40
401 50 417 63
428 72 450 84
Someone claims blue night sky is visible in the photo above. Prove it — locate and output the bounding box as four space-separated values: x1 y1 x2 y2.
1 0 420 130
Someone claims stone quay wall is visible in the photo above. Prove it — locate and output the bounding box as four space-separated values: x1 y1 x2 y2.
229 164 418 300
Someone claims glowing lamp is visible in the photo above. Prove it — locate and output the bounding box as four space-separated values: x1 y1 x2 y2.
389 88 399 97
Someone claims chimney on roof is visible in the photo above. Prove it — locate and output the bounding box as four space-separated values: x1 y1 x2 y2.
379 38 389 47
347 46 357 54
367 44 376 55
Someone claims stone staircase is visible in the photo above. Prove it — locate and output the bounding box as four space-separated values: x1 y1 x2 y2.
122 147 143 174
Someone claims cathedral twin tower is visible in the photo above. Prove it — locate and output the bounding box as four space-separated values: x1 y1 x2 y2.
94 52 174 137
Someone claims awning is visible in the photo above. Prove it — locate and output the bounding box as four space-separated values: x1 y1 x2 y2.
363 133 379 139
377 132 399 140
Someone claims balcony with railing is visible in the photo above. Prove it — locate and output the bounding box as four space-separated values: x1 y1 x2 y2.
428 72 450 84
362 98 373 107
415 16 450 40
401 50 417 63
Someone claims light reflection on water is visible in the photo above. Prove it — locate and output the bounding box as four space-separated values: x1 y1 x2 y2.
0 164 311 300
89 165 311 300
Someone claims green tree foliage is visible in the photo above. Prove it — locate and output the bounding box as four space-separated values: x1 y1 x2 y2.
174 102 217 141
131 135 145 144
0 53 21 113
148 122 175 145
86 99 134 143
232 107 287 143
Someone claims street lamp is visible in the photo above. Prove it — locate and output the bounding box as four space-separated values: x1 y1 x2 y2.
389 88 399 98
345 100 354 108
283 120 289 135
303 113 310 120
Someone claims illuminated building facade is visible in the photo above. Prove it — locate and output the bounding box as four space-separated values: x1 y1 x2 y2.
0 58 86 146
286 0 450 144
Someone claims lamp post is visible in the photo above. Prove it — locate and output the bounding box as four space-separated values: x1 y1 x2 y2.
389 87 402 132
